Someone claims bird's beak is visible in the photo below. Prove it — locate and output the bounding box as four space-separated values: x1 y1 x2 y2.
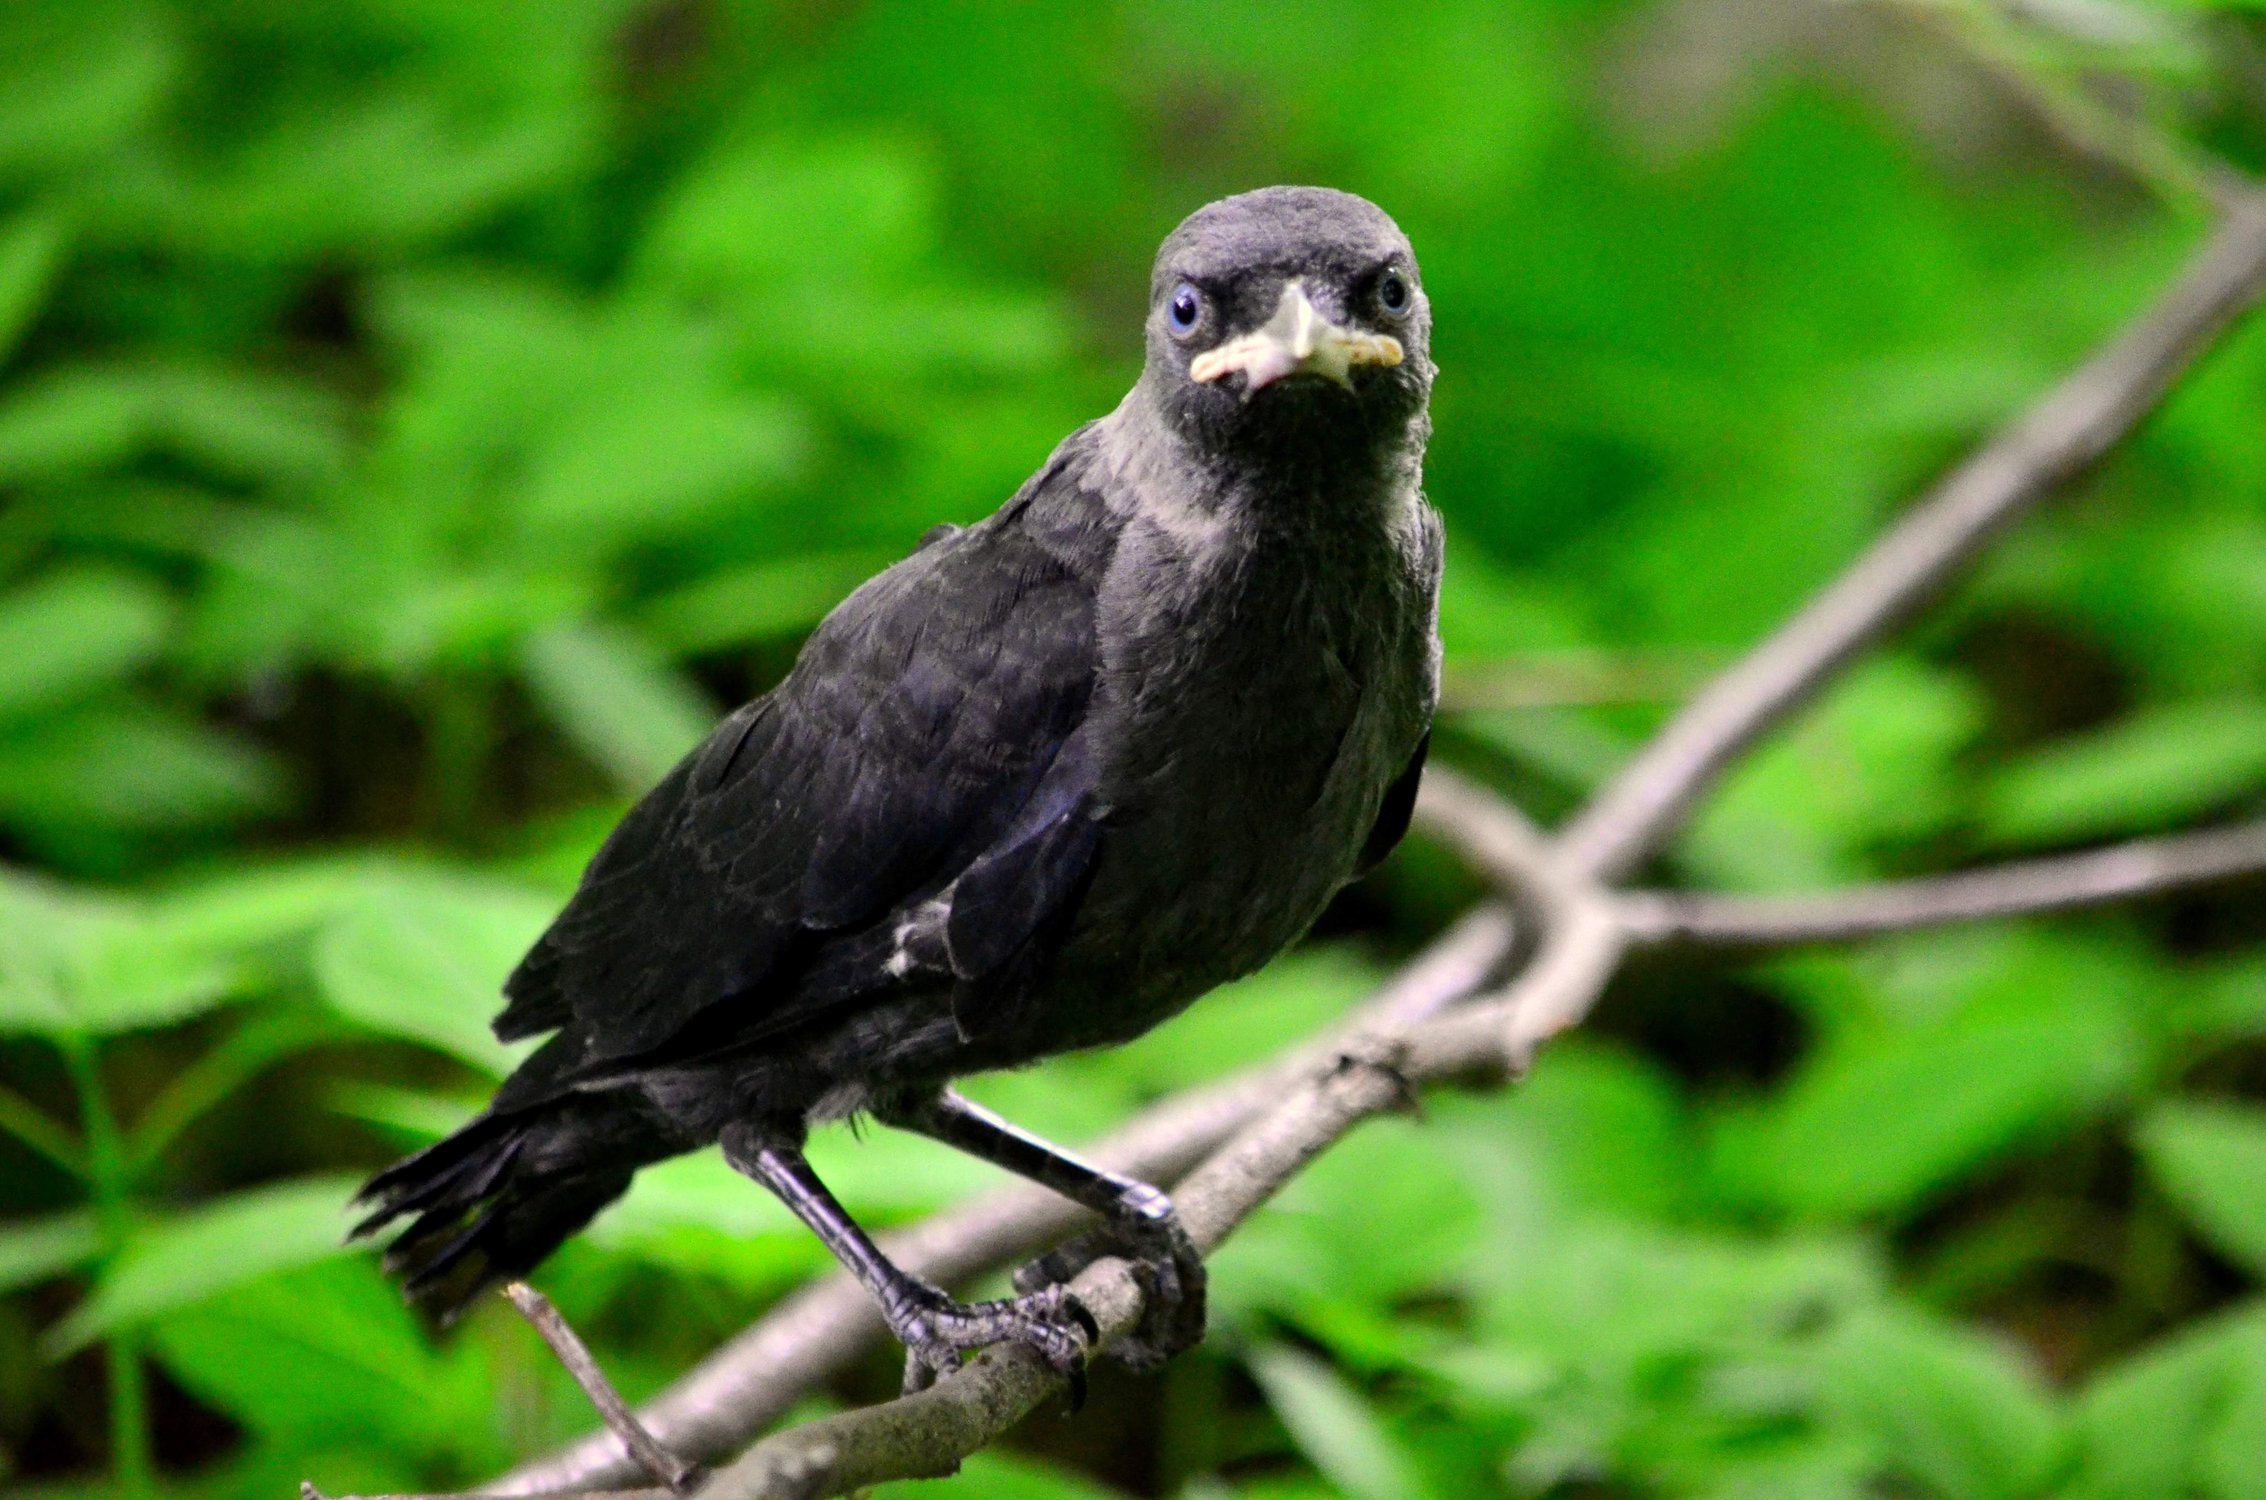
1189 281 1403 393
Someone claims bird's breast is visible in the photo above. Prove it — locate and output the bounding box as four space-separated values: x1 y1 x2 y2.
1051 509 1435 1040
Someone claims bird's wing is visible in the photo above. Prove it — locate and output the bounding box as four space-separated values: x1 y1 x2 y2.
497 449 1115 1065
1353 731 1428 878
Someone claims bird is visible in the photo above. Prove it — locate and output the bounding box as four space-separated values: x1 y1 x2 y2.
352 184 1441 1403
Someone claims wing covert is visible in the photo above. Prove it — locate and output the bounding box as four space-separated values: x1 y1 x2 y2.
498 444 1117 1064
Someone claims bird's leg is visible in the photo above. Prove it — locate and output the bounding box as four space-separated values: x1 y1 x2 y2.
719 1123 1096 1397
499 1281 703 1494
876 1088 1207 1371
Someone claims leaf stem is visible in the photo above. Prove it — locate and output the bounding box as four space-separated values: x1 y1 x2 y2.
0 1080 88 1177
59 1035 155 1500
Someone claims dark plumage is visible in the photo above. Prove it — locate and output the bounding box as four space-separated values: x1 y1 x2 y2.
356 185 1442 1385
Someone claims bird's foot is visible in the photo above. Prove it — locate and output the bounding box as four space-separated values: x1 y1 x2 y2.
888 1277 1098 1402
1014 1197 1206 1372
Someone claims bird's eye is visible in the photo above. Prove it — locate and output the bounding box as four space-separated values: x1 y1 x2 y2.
1167 282 1203 335
1377 268 1411 316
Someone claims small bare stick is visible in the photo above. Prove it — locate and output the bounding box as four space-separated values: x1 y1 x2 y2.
505 1281 705 1495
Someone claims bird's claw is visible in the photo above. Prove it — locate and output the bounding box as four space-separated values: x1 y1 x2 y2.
888 1277 1095 1406
1015 1208 1207 1372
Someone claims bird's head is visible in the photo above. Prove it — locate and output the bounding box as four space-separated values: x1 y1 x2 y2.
1137 186 1432 496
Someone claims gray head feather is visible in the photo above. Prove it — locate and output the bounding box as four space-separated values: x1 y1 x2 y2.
1108 186 1434 525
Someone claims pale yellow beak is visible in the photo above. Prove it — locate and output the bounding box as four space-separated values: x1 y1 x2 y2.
1188 281 1404 393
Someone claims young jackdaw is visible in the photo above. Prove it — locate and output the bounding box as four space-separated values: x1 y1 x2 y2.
355 184 1442 1398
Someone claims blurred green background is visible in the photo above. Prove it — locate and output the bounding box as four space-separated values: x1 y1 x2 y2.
4 2 2266 1496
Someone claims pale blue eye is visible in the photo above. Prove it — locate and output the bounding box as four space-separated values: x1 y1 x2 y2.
1377 268 1411 315
1167 282 1202 334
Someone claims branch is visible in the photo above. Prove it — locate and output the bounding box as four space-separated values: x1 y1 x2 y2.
1553 190 2266 882
1619 819 2266 948
491 907 1515 1497
1412 768 1628 1062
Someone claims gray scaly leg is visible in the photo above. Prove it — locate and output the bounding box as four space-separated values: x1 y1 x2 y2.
721 1123 1095 1396
876 1088 1205 1371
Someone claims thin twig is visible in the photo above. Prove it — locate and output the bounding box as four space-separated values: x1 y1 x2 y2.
1619 819 2266 948
1554 190 2266 882
503 1282 702 1493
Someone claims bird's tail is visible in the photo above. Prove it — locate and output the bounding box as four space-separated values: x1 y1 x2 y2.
350 1090 676 1321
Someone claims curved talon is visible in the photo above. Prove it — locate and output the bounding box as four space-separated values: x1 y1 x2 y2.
1063 1291 1100 1347
882 1278 1094 1399
1016 1208 1208 1372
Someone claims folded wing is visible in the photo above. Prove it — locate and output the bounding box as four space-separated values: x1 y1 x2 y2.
497 456 1115 1073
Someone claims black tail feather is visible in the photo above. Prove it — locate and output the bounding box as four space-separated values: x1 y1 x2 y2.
354 1095 669 1322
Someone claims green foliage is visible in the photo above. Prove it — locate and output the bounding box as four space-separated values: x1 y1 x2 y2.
311 870 551 1075
0 1 2263 1497
2140 1101 2266 1278
49 1176 365 1354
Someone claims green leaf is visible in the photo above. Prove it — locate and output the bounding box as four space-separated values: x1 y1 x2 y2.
871 1450 1131 1499
2203 1326 2266 1500
1217 1122 1481 1318
511 385 805 546
146 855 395 957
2066 1301 2266 1500
0 364 345 488
126 1008 340 1175
1478 1042 1694 1222
1748 984 2136 1220
1434 541 1590 660
1245 1343 1439 1500
1983 699 2266 844
518 622 715 791
117 85 590 261
638 134 937 295
46 1175 364 1353
0 367 140 484
2138 1099 2266 1278
0 1 174 175
1824 1306 2066 1500
326 1082 478 1145
1083 946 1383 1095
1688 658 1982 890
0 1210 101 1294
0 567 172 724
0 205 69 364
585 1149 822 1288
0 869 241 1037
148 1257 482 1447
0 704 284 836
638 551 895 654
313 871 549 1074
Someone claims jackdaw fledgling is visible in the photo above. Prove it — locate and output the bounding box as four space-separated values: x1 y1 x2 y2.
355 185 1441 1395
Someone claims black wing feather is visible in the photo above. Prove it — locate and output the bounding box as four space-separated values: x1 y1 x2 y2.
499 440 1114 1068
1354 732 1428 878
